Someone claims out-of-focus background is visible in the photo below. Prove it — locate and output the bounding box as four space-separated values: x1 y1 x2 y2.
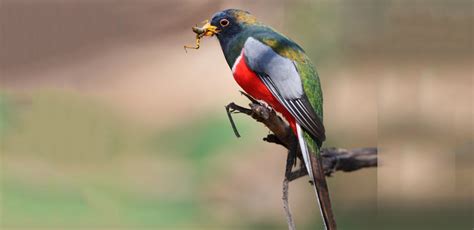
0 0 472 229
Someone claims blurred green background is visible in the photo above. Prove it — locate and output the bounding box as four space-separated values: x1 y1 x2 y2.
0 0 472 229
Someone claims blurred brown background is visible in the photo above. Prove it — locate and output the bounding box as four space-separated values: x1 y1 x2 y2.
0 0 472 229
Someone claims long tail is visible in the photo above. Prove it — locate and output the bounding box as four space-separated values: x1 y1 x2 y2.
296 124 337 230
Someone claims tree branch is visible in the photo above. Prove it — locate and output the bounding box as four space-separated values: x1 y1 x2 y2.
225 95 377 230
225 98 377 176
321 147 377 176
282 178 296 230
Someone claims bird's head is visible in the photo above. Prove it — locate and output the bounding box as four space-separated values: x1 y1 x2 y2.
187 9 259 66
192 9 258 40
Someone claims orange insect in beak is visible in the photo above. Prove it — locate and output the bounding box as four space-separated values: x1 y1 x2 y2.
184 20 219 52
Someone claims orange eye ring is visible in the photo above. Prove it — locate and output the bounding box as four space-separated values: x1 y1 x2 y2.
220 19 230 27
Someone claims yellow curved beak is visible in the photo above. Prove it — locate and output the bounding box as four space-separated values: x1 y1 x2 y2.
192 21 219 37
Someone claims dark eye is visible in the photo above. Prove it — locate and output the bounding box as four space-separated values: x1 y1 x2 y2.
220 18 230 27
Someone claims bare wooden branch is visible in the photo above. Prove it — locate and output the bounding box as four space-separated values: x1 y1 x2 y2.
225 93 377 230
225 99 378 175
282 178 296 230
321 147 378 176
225 95 377 230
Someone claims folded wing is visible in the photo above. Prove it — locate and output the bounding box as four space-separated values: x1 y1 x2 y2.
243 37 325 144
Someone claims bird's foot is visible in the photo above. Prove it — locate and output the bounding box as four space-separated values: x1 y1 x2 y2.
249 99 277 122
257 100 274 112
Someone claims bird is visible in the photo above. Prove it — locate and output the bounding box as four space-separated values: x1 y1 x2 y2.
193 9 336 229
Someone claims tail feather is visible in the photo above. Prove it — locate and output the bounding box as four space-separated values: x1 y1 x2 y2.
296 124 337 230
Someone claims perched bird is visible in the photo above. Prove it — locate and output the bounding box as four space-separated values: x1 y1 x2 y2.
193 9 336 229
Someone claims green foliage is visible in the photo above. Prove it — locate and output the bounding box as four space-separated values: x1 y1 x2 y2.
1 178 200 227
0 91 256 228
153 116 250 162
0 93 12 138
0 91 144 163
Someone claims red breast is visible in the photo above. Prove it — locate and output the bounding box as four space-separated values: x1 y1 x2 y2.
232 51 297 133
